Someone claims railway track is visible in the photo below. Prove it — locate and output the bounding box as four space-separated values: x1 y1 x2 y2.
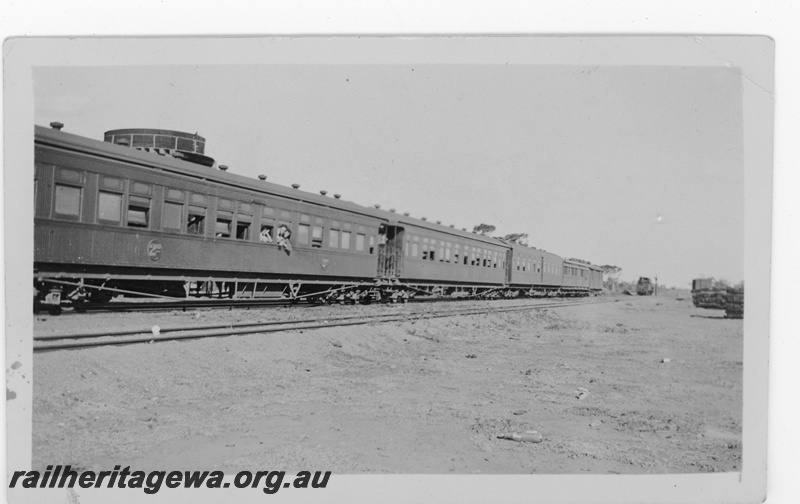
34 298 615 352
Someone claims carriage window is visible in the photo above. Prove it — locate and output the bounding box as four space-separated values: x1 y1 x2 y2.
162 201 183 231
98 191 122 223
54 184 82 217
262 206 275 218
259 224 274 243
356 233 365 251
166 189 184 201
341 230 351 250
187 206 206 235
131 182 152 196
312 226 323 248
127 196 150 228
369 235 375 254
56 168 83 184
329 229 339 248
298 223 310 245
411 242 419 257
215 217 232 238
422 244 429 260
236 220 251 240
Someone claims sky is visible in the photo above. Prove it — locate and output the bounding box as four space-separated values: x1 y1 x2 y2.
33 59 744 288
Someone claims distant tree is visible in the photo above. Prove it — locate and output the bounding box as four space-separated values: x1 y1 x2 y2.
599 265 622 276
568 258 591 265
472 223 496 236
502 233 529 246
599 265 622 291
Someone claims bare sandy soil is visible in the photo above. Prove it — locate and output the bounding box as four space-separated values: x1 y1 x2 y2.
31 294 742 474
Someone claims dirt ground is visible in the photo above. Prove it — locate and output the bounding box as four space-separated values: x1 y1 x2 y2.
30 294 742 474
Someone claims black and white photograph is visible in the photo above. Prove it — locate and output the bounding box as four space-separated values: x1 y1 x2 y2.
3 15 783 504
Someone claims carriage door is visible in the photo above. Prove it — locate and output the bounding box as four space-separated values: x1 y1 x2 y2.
376 225 404 278
505 249 513 285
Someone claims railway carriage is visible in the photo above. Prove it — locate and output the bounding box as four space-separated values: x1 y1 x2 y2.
507 244 565 296
33 123 605 312
34 125 393 309
561 258 594 295
394 218 509 294
588 264 604 291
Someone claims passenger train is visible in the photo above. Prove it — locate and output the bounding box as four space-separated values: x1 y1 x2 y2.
33 123 604 313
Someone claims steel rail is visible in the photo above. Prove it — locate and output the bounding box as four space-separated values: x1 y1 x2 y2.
36 298 581 342
34 298 615 352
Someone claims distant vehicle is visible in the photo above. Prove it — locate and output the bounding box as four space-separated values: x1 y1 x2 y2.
636 277 655 296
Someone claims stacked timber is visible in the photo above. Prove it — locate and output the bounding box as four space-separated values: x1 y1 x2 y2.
724 288 744 319
691 282 727 310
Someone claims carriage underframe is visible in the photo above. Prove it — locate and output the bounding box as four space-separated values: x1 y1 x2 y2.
34 271 596 314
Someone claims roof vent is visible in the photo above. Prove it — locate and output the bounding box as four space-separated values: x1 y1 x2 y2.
449 224 455 228
103 128 214 167
403 212 410 216
50 122 64 130
320 190 328 196
389 208 396 213
219 165 228 171
292 184 300 189
374 204 381 209
462 228 467 231
334 194 341 199
436 220 442 225
421 217 427 221
258 175 267 181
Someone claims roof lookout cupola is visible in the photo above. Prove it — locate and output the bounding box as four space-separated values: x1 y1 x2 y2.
103 128 215 167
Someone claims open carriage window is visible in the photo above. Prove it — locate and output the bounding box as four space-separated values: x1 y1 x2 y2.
260 224 274 243
236 220 251 240
187 206 206 235
127 196 150 228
